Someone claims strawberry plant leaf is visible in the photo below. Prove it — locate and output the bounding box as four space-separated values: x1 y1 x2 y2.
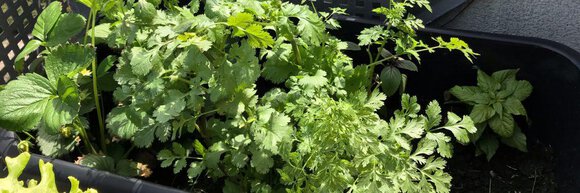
0 74 52 131
46 13 86 47
32 2 62 41
44 44 95 83
14 39 42 73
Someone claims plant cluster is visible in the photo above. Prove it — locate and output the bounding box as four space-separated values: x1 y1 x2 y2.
0 152 98 193
0 0 513 192
450 69 532 160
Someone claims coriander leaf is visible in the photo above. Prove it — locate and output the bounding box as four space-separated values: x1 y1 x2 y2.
153 90 186 123
298 70 328 88
46 13 86 46
358 26 385 46
44 44 95 83
135 0 157 23
297 11 326 46
438 112 476 144
250 149 274 174
32 2 62 40
129 47 154 76
188 162 206 178
251 107 292 154
262 44 297 83
425 101 442 128
106 107 146 139
245 24 275 48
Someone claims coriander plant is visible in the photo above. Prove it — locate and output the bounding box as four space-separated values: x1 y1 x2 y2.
450 69 533 160
1 0 483 192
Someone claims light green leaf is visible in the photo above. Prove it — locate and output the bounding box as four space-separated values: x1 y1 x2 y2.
297 11 326 46
439 112 477 144
129 47 154 76
89 23 112 44
488 113 515 137
425 101 442 128
32 2 62 40
14 39 42 73
44 44 95 83
0 74 53 131
251 107 292 154
46 13 86 46
187 162 206 178
250 149 274 174
153 90 186 123
469 104 495 123
106 107 144 139
262 44 297 83
135 0 157 23
245 24 274 48
298 70 328 88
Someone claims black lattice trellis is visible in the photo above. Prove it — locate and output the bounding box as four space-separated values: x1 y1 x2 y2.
0 0 47 84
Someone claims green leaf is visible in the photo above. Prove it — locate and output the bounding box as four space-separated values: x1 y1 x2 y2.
250 149 274 174
358 26 385 46
0 74 53 131
477 70 500 91
106 107 146 139
439 112 477 144
478 134 499 161
512 80 533 101
46 13 86 46
41 76 81 134
503 97 527 116
500 126 527 152
425 101 442 128
135 0 157 23
395 60 418 72
449 86 487 105
297 11 326 46
37 126 74 157
193 139 206 157
88 23 112 44
245 24 274 48
153 90 186 123
78 154 116 172
44 44 96 83
469 104 495 123
380 66 402 96
187 162 206 178
97 55 117 78
251 107 292 154
32 2 62 40
488 113 515 137
14 39 42 73
129 47 154 76
298 70 328 89
262 44 297 83
491 69 518 82
227 12 254 30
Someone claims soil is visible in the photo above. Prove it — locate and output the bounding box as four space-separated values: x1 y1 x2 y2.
447 140 557 193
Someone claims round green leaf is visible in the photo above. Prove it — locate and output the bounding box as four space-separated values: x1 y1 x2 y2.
380 66 402 96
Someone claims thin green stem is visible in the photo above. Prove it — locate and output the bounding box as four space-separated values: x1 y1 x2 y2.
22 131 36 141
89 9 107 154
73 118 98 154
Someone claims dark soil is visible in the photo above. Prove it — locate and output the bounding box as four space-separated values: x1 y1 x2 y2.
447 140 557 193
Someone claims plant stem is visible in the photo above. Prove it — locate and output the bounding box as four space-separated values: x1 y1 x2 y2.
89 9 108 154
73 118 98 154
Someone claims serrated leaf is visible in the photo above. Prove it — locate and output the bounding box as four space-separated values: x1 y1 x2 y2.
245 24 274 48
0 74 52 131
42 76 81 134
97 55 117 78
503 97 527 116
449 86 487 105
135 0 157 23
425 101 442 128
491 69 518 82
512 80 533 101
477 70 500 91
153 90 186 123
173 158 187 174
46 13 86 46
14 39 42 73
500 126 527 152
129 47 154 76
134 126 155 148
297 11 326 46
380 66 402 96
262 44 297 83
106 107 141 139
78 154 116 172
488 113 515 138
478 134 499 160
298 70 328 88
194 140 206 157
469 104 495 123
439 113 477 144
44 44 95 83
37 126 74 157
32 2 62 40
250 149 273 174
251 107 292 154
187 162 206 178
358 26 385 46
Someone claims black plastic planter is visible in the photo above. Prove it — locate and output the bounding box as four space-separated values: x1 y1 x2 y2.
0 129 188 193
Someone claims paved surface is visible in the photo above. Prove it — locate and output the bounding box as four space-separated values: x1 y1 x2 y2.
444 0 580 53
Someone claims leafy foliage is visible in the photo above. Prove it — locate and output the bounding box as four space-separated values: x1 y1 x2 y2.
450 69 533 160
0 152 98 193
5 0 483 192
